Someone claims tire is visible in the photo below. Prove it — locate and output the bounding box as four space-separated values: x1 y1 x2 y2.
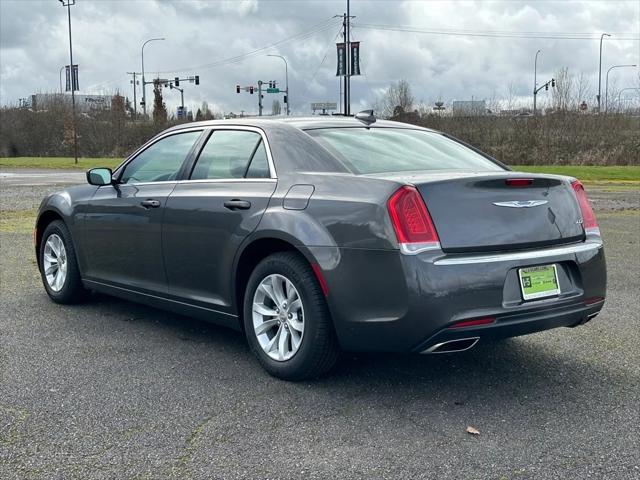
39 220 86 304
243 252 340 381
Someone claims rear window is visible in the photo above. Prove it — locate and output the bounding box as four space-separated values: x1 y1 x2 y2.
306 127 502 174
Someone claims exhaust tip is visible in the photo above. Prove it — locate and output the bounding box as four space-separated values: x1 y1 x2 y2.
422 337 480 354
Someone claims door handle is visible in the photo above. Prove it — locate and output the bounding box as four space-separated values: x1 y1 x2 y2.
224 199 251 210
140 199 161 209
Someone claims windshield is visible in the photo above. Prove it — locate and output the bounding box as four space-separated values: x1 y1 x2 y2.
306 127 503 175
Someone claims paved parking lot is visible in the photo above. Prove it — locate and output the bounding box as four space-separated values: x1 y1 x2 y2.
1 170 639 479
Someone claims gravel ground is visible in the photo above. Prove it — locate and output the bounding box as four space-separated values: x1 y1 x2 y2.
1 172 639 479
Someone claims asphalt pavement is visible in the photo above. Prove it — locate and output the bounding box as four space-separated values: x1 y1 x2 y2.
0 170 638 479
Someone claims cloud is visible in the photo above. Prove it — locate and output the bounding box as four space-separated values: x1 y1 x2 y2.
0 0 638 114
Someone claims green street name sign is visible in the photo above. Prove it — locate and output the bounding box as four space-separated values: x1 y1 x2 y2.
266 88 280 93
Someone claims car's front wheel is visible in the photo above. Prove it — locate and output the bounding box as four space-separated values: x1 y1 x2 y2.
39 220 86 304
243 252 340 380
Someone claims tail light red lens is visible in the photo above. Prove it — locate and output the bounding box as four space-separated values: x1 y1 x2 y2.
387 186 440 254
571 180 600 236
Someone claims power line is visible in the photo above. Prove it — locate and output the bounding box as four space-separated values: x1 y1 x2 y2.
308 27 343 85
152 17 339 75
349 28 376 99
353 23 640 40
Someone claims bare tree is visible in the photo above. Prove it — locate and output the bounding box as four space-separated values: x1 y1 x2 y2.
506 82 517 111
271 100 281 115
573 72 592 110
200 102 214 120
552 67 573 111
380 79 414 118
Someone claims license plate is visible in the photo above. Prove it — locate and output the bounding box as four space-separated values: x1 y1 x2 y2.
518 264 560 301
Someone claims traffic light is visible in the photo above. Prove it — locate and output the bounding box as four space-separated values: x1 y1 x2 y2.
195 75 200 85
174 77 180 87
551 78 555 87
236 85 241 94
545 84 548 91
283 95 287 104
249 86 254 94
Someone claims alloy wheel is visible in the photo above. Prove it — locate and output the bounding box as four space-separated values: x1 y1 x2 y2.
252 274 305 361
43 234 68 292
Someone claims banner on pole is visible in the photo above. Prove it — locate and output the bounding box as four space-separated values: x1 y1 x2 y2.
336 43 346 77
350 42 361 76
65 65 79 92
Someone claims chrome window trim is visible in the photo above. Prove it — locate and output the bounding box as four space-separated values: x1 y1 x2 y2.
187 125 277 181
176 178 277 185
114 127 206 180
433 241 602 266
116 125 277 187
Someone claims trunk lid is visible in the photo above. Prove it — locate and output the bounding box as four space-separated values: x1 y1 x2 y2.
379 171 584 253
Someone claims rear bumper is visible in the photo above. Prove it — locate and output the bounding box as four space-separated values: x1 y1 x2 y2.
312 238 606 353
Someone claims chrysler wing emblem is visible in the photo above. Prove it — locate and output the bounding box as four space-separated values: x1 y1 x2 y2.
493 200 548 208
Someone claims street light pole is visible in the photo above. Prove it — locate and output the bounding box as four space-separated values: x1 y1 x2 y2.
59 0 78 164
533 49 541 115
617 87 640 111
59 66 65 94
141 37 165 119
267 54 289 115
605 64 637 112
597 33 611 112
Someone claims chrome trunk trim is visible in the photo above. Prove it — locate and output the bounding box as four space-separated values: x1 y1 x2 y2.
434 241 602 266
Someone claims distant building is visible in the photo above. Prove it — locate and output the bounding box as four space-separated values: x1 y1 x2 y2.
452 100 487 116
30 93 114 113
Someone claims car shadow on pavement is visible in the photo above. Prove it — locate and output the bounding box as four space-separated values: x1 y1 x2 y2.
80 291 627 404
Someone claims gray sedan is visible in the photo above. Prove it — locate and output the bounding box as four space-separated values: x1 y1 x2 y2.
35 114 606 380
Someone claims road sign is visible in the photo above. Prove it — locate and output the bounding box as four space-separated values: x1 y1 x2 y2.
311 102 337 111
266 88 280 93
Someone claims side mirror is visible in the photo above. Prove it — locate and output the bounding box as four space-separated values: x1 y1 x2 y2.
86 168 113 186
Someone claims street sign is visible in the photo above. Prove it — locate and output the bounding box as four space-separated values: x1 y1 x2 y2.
266 88 280 93
311 102 337 111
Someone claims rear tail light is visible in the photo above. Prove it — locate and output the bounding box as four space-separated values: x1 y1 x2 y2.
571 180 600 236
387 186 440 254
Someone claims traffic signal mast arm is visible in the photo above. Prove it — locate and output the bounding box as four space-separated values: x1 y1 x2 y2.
534 78 556 95
235 80 282 116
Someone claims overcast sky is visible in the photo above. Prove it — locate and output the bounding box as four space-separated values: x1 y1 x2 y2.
1 0 638 115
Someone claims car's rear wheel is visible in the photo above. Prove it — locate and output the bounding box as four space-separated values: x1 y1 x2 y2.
39 220 86 304
243 252 340 380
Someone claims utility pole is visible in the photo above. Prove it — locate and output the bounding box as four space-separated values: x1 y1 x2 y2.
337 1 354 116
346 0 351 116
127 72 139 120
597 33 611 112
342 13 349 116
533 49 541 115
141 37 165 119
59 0 78 164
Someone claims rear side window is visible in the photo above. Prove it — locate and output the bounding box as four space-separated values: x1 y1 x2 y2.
306 128 502 174
120 131 202 184
191 130 269 180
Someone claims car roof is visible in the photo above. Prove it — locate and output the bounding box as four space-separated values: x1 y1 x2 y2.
165 116 439 134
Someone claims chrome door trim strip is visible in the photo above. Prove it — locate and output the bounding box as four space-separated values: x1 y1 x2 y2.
434 241 602 266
